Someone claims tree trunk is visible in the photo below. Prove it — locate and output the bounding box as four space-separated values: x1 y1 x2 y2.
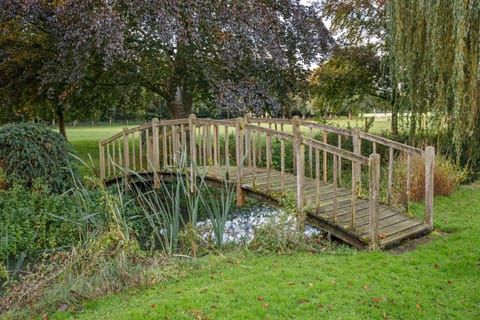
391 89 398 135
56 107 67 141
166 86 192 119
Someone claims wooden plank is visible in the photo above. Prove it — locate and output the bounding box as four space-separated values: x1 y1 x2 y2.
369 154 380 249
424 146 435 229
359 131 423 156
380 224 429 248
303 137 368 163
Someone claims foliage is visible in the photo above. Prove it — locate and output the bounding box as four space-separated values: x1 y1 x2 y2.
321 0 386 47
0 230 172 318
0 183 80 262
393 154 467 204
309 45 388 118
386 1 480 171
39 184 480 320
198 175 235 251
0 123 77 192
0 0 333 135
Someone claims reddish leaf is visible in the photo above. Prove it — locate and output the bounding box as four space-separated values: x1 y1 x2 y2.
363 285 371 291
416 304 421 311
258 296 264 301
151 304 156 308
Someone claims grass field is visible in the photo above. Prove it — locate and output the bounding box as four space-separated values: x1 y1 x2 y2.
50 183 480 319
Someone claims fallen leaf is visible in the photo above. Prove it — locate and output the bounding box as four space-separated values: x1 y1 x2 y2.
151 304 156 308
288 281 295 285
263 303 269 308
308 283 313 288
372 297 381 303
299 299 307 304
258 296 264 301
363 285 371 291
331 280 337 285
448 280 453 285
42 314 49 320
347 283 352 287
434 264 440 269
416 304 421 311
317 303 323 308
379 233 387 239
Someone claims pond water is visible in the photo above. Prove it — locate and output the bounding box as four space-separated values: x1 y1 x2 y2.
197 204 323 245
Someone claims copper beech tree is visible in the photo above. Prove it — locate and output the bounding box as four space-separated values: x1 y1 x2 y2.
0 0 333 138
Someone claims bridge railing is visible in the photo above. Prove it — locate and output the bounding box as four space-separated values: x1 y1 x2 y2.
249 117 435 232
99 115 434 249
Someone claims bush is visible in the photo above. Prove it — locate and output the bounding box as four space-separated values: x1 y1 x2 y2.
0 182 82 262
393 154 467 203
0 123 76 193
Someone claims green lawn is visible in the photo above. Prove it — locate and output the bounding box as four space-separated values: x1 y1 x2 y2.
51 183 480 319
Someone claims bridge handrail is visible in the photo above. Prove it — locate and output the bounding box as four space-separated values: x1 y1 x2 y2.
98 114 434 249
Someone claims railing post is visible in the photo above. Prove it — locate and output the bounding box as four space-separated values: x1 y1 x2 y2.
189 114 197 193
99 141 105 181
152 118 160 188
353 128 362 188
424 146 435 229
292 116 305 223
122 128 130 171
369 153 380 250
235 117 245 207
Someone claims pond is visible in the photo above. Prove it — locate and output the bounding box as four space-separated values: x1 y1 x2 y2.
197 203 323 245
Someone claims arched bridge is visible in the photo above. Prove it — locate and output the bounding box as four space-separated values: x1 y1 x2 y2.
99 115 435 250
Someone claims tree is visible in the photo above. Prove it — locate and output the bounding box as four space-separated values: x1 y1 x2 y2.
0 0 127 138
309 45 388 118
386 1 480 170
1 0 334 138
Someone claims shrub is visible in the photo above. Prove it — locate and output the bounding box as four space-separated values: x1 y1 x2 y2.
0 123 76 193
0 182 82 262
393 154 467 203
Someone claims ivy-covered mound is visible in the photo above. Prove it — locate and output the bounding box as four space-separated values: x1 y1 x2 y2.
0 123 76 193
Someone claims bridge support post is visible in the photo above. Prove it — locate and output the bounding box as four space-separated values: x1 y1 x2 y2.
99 141 105 181
368 153 380 250
152 118 160 189
189 114 197 193
424 146 435 229
236 117 246 207
353 128 362 191
292 116 305 228
122 128 130 171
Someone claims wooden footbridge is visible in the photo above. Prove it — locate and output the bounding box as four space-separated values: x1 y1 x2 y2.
99 115 435 249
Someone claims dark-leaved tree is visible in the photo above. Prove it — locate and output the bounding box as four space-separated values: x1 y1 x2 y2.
0 0 333 138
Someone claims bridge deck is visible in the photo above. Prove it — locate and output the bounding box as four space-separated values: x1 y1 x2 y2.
200 166 430 249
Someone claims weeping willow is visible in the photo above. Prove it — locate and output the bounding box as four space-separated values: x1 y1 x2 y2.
386 0 480 170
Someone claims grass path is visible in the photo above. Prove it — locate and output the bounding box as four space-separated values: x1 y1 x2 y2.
51 184 480 319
